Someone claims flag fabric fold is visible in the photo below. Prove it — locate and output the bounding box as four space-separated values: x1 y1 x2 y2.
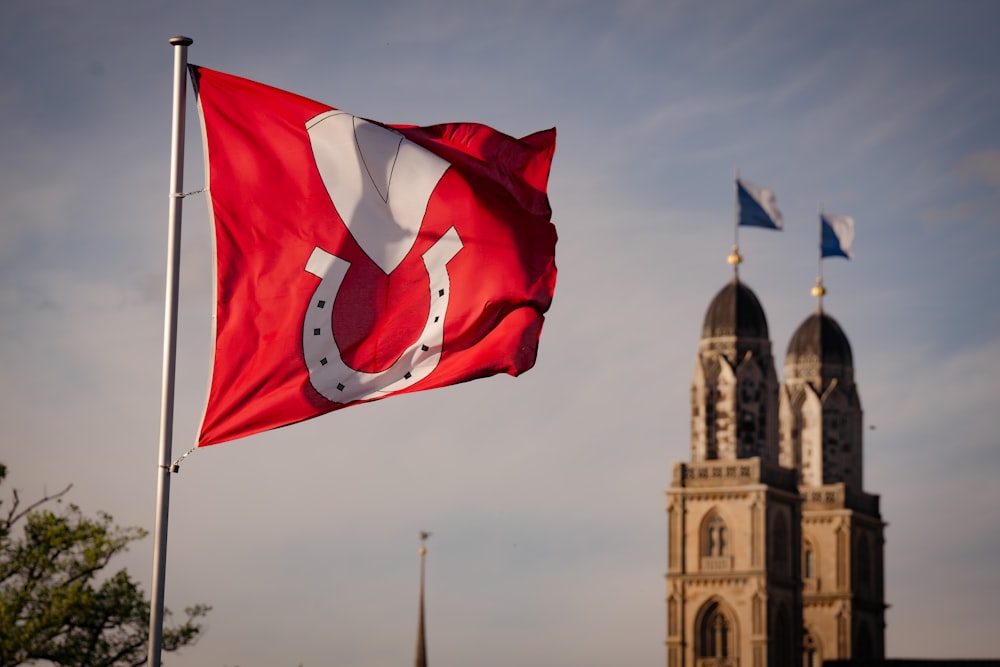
821 213 855 259
737 178 783 230
191 66 557 446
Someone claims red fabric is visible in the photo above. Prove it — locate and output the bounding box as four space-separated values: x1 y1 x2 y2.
192 66 557 446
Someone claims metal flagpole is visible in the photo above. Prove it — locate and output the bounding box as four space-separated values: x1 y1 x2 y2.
814 201 826 313
729 167 742 279
147 34 193 667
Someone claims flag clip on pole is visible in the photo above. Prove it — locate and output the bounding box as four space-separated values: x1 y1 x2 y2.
148 34 193 667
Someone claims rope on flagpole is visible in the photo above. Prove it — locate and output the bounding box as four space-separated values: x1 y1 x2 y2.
171 187 206 198
168 445 199 473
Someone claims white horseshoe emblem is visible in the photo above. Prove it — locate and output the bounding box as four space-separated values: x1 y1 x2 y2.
302 111 464 403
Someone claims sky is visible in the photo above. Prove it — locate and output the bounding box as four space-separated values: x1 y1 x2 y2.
2 1 999 665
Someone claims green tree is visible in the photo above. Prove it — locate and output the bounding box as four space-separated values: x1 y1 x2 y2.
0 464 209 667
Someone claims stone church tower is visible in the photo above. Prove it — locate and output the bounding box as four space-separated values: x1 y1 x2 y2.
667 276 803 666
666 275 885 666
780 304 886 663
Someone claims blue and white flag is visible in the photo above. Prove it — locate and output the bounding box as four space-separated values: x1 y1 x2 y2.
821 213 855 259
737 178 783 230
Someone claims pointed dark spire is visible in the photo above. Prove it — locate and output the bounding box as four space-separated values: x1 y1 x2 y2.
415 532 430 667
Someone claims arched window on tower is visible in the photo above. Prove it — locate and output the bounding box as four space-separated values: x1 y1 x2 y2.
697 600 735 661
803 539 817 592
703 513 728 556
701 512 732 571
738 375 761 458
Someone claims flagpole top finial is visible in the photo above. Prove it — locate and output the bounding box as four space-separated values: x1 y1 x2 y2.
727 249 742 277
419 531 431 555
812 278 826 312
727 244 742 267
812 275 826 298
169 36 193 46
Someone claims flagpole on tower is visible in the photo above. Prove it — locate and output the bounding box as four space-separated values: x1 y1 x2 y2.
729 168 742 280
147 34 193 667
813 201 826 313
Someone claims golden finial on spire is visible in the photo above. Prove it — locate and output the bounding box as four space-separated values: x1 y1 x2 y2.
812 277 826 312
727 244 742 280
419 531 431 556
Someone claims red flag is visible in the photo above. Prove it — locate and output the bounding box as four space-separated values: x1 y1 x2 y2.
191 67 557 446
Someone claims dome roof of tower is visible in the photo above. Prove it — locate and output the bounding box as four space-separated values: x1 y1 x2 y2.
701 279 769 339
786 312 853 367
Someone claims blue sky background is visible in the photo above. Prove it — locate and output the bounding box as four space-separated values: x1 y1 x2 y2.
2 1 998 665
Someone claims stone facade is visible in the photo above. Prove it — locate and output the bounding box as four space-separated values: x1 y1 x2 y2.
799 486 885 663
667 459 803 666
667 280 885 667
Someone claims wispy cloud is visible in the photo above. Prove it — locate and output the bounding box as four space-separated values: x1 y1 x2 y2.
958 149 1000 188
